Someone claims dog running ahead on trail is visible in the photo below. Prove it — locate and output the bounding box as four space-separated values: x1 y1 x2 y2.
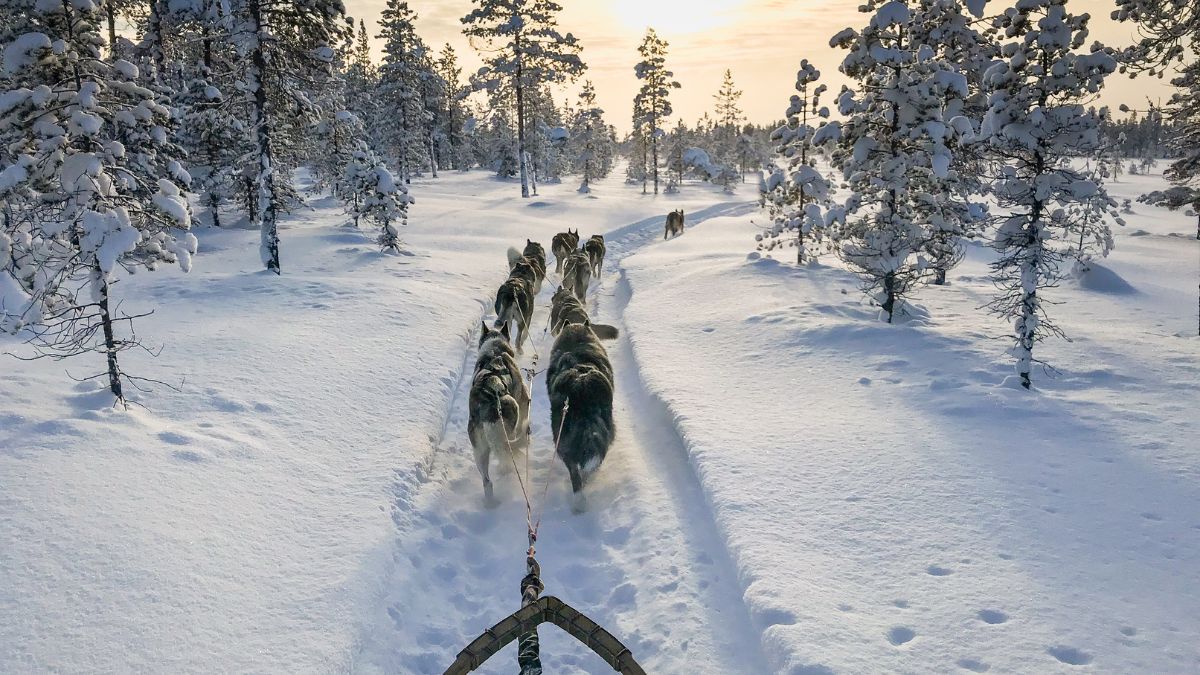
583 235 606 278
550 286 618 339
546 321 615 513
494 273 534 353
562 249 591 300
664 209 685 239
507 239 546 292
468 323 531 502
551 229 580 273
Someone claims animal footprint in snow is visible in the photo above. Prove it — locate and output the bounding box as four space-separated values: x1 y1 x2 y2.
957 658 989 672
887 626 916 646
927 565 953 576
977 609 1008 625
1047 645 1093 666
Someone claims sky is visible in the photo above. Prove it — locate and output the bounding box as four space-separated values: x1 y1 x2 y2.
345 0 1178 134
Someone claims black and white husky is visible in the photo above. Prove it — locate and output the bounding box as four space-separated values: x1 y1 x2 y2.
507 239 547 293
546 321 615 512
550 286 618 339
561 249 591 300
469 323 531 502
551 229 580 273
494 276 534 352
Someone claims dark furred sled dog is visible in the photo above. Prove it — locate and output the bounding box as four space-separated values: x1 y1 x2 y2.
583 234 605 278
469 323 530 502
562 249 591 300
550 286 618 339
546 321 615 512
494 275 534 352
507 239 546 292
664 209 685 239
551 229 580 273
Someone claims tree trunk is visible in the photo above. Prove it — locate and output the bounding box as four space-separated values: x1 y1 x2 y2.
882 271 896 324
515 33 530 199
428 131 439 178
106 4 119 59
650 113 659 195
208 191 221 228
249 0 279 274
95 268 124 402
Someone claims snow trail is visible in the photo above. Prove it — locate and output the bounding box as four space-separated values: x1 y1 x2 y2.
356 201 764 673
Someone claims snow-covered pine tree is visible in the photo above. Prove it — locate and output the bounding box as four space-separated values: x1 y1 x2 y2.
568 81 614 192
376 0 434 184
712 68 743 170
462 0 585 198
633 28 679 195
981 0 1120 388
342 20 379 145
0 0 196 401
907 0 996 285
343 145 412 250
233 0 346 274
826 0 981 321
758 60 834 264
169 0 247 229
626 100 649 189
1115 0 1199 333
434 44 472 171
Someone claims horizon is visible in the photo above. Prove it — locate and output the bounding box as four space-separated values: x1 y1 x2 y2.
346 0 1179 134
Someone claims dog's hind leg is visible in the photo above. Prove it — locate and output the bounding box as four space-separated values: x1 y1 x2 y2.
568 464 587 513
472 432 495 505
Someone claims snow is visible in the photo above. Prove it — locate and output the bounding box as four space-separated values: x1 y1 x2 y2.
2 166 1197 674
3 32 51 75
620 169 1200 673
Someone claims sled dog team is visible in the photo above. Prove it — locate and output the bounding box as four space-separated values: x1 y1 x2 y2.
469 213 682 512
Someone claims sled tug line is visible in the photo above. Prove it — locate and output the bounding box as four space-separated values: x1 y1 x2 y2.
445 231 656 674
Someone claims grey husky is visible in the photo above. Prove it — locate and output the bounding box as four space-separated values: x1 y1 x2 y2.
494 275 534 352
562 249 591 300
547 321 616 512
550 286 618 339
507 239 546 292
664 209 685 239
551 229 580 273
468 323 531 502
583 235 606 277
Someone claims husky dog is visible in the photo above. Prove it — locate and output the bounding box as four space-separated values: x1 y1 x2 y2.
583 235 606 278
508 258 544 295
507 239 547 283
664 209 685 239
550 286 619 339
551 229 580 273
562 249 592 300
468 323 531 502
494 276 534 352
546 321 615 512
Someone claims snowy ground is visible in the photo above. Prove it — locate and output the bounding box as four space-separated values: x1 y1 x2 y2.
2 167 1197 673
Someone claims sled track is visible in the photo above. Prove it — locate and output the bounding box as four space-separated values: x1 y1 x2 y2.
358 202 766 673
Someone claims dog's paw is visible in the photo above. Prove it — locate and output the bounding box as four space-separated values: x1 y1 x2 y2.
571 492 588 514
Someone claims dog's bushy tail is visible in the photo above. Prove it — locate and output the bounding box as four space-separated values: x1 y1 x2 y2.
506 246 522 270
590 323 619 340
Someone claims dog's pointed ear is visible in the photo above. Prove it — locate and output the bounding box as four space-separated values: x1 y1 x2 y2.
481 320 489 334
527 238 532 245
